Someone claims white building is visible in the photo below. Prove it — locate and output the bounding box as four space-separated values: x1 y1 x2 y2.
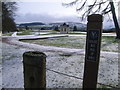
59 23 70 33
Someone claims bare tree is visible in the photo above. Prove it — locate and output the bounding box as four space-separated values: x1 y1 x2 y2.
62 0 120 39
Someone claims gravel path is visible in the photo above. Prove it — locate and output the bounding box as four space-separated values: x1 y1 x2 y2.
2 41 32 88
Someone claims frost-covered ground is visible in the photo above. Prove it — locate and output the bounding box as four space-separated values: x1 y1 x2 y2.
1 32 119 88
2 42 83 88
0 40 2 89
2 41 118 88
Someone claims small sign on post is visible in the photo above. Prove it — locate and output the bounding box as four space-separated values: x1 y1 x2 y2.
83 14 103 89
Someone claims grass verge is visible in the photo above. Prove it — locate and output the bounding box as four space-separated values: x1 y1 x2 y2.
2 32 13 36
21 36 120 52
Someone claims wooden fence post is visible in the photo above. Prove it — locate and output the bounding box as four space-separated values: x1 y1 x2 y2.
23 51 46 88
83 14 103 89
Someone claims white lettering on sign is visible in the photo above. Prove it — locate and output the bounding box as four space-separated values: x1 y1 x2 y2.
86 30 100 62
91 32 98 39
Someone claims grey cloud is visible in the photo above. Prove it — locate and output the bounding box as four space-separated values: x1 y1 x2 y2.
15 13 81 23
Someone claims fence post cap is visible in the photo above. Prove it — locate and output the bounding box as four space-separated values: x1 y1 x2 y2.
88 14 103 22
23 51 46 66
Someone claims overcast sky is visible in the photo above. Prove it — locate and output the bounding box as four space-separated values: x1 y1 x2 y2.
14 0 120 29
15 0 80 23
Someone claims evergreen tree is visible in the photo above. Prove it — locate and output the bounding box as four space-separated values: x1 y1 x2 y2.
73 26 77 31
54 26 59 31
2 1 17 33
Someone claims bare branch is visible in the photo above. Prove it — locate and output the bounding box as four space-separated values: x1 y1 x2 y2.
77 0 98 20
84 0 97 15
93 4 101 14
62 0 113 20
76 0 87 11
92 0 105 14
103 9 111 14
101 3 111 14
62 0 79 7
92 0 108 6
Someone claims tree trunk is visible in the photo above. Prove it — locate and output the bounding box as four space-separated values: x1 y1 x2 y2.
110 0 120 39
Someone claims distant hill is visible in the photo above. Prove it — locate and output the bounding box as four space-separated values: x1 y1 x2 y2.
17 21 115 32
49 22 63 26
19 22 45 27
